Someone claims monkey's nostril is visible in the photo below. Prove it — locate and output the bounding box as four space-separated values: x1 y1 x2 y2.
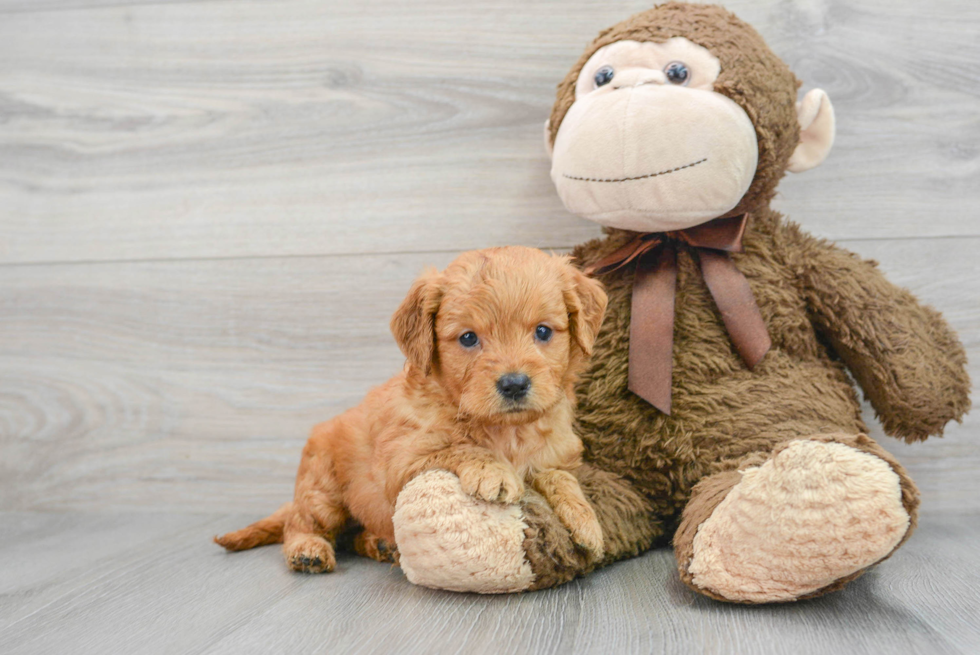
497 373 531 401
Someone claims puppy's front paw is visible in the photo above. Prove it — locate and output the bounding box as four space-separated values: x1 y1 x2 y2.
284 534 336 573
569 517 604 561
457 460 524 503
555 499 604 561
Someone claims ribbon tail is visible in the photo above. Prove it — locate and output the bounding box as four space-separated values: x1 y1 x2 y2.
585 235 663 277
628 246 676 415
698 249 771 368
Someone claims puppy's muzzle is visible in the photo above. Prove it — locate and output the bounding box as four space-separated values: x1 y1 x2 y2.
497 373 531 402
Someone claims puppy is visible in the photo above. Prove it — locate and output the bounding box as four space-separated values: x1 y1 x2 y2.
215 246 608 573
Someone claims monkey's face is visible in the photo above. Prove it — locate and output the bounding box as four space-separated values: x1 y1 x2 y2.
549 37 759 233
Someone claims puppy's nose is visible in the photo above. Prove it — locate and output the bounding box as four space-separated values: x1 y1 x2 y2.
497 373 531 401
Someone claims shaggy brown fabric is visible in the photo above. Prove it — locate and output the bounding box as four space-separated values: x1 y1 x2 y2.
522 463 663 590
521 488 592 591
521 2 971 602
574 463 663 565
565 206 968 537
548 2 800 217
526 205 971 600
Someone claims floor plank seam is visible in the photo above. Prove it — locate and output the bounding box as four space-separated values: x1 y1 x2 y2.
0 234 976 270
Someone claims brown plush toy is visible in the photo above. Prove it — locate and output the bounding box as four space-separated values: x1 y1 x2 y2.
390 2 971 603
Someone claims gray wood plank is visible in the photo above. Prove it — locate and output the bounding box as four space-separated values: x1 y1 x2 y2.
0 512 224 632
0 511 977 655
0 0 235 14
0 512 313 655
1 1 977 651
0 249 453 512
0 238 976 513
1 0 978 265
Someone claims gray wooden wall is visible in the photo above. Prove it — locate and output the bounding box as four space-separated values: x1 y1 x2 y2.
1 0 977 515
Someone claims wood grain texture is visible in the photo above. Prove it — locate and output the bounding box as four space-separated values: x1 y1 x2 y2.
0 0 236 14
0 511 977 655
0 0 978 265
0 238 976 513
0 0 977 649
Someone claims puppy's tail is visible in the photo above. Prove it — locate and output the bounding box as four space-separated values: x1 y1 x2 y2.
214 502 292 551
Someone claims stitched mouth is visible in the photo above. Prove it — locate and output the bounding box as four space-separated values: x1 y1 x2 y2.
563 157 707 183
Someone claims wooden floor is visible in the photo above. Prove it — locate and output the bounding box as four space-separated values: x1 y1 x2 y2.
1 0 978 652
0 511 977 655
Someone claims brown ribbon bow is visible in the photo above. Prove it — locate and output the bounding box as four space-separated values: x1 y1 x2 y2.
584 215 770 415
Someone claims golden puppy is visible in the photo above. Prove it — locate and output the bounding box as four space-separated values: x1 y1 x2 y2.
215 246 607 573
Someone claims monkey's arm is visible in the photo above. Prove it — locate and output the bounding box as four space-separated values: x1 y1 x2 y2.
786 226 970 442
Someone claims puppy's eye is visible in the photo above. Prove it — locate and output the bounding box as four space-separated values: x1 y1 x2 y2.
534 325 553 342
458 331 479 348
664 61 690 85
593 65 615 88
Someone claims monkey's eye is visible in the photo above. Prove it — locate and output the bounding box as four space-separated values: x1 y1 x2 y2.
534 325 553 343
664 61 690 85
458 331 479 348
593 65 615 88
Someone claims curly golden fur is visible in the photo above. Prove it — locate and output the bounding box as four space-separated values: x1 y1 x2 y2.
215 247 608 571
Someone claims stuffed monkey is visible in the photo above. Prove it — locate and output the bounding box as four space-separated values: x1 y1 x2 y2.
391 2 971 602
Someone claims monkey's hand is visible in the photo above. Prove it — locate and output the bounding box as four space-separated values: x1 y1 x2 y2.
793 228 971 442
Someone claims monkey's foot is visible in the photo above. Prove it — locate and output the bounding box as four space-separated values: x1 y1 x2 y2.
393 470 534 593
682 439 912 603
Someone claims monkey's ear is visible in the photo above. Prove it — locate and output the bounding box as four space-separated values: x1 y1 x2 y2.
562 263 608 357
544 119 554 159
788 89 835 173
390 268 443 375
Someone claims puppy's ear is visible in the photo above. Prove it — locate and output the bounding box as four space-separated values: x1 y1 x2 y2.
562 262 608 357
390 268 443 375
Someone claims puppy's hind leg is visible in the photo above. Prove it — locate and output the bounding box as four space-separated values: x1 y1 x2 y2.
283 506 341 574
353 530 399 564
282 430 349 573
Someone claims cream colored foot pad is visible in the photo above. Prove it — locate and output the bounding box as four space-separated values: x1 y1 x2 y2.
688 440 909 602
393 469 534 594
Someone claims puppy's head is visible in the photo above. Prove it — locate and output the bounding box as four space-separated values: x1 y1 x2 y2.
391 247 607 424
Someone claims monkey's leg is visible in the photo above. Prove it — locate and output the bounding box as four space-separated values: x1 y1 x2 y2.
673 433 918 603
393 465 663 593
